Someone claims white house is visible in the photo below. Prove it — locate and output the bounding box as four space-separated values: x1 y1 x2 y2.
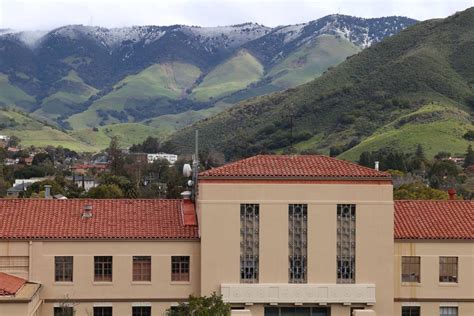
147 153 178 164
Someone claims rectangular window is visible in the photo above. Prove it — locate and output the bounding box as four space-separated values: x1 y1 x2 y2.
54 307 74 316
133 256 151 282
337 204 356 284
93 307 112 316
402 306 420 316
132 306 151 316
402 256 421 282
289 204 307 283
240 204 259 283
171 256 190 282
440 307 458 316
55 256 73 282
264 307 329 316
94 256 113 282
439 257 458 283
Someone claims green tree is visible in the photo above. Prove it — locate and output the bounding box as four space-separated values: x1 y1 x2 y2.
167 293 230 316
394 182 449 200
107 136 125 175
87 184 123 198
464 145 474 168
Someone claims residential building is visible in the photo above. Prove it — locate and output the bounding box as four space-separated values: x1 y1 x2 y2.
147 153 178 165
0 155 472 316
70 163 109 175
6 177 49 197
67 175 98 192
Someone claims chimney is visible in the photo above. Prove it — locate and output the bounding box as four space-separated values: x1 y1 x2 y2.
82 204 93 218
44 185 52 199
374 161 380 171
447 188 456 200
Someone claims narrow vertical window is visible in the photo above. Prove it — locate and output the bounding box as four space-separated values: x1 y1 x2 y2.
337 204 355 284
402 256 421 282
55 256 73 282
133 256 151 282
440 307 458 316
402 306 420 316
439 257 458 283
171 256 190 281
94 256 113 282
240 204 259 283
289 204 307 283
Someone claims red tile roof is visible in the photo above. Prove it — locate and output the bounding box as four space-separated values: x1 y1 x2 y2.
0 272 26 296
0 199 199 240
199 155 390 179
394 200 474 240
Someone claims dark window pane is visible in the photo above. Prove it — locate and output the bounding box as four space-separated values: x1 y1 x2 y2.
55 256 73 282
401 306 420 316
439 257 458 283
132 306 151 316
93 307 112 316
133 256 151 281
94 256 113 282
54 307 74 316
240 204 259 283
402 256 420 282
171 256 190 281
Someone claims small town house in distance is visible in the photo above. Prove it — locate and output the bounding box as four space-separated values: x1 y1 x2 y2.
0 155 472 316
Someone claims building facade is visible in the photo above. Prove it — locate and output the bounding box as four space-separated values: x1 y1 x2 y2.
0 155 472 316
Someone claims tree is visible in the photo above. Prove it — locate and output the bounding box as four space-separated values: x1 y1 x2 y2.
167 293 231 316
464 145 474 168
394 182 449 200
107 136 125 175
87 184 123 198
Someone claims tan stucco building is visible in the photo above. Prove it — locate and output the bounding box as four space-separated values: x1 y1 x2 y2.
0 155 472 316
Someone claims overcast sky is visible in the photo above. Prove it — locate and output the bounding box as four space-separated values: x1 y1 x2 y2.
0 0 472 31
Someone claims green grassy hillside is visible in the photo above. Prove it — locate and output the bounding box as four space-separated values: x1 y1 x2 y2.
267 35 361 89
67 62 201 129
0 74 36 111
168 8 474 160
192 50 264 101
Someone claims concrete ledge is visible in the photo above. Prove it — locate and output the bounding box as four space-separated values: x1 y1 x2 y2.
221 283 376 305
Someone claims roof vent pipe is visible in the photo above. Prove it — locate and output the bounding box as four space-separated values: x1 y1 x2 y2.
447 188 456 200
82 204 93 218
44 185 52 199
375 161 380 171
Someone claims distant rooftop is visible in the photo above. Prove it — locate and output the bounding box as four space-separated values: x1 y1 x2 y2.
199 155 390 180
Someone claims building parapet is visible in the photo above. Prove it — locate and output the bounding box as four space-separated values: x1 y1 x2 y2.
221 283 376 305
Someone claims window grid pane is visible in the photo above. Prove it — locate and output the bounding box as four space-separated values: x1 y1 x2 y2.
240 204 259 283
439 257 458 283
440 307 458 316
171 256 190 281
133 256 151 281
54 307 74 316
337 204 356 284
94 256 113 282
55 256 73 282
402 306 420 316
93 307 112 316
289 204 307 283
402 256 420 282
132 306 151 316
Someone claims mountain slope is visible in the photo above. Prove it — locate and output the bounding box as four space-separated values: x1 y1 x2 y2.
0 15 416 138
168 8 474 160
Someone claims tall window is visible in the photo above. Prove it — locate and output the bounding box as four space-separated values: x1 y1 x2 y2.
289 204 307 283
402 256 421 282
171 256 190 281
402 306 420 316
133 256 151 282
94 256 113 282
439 257 458 283
93 307 112 316
337 204 356 284
55 256 73 282
240 204 259 283
54 307 74 316
440 307 458 316
132 306 151 316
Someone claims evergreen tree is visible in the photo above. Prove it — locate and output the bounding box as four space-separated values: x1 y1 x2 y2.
464 145 474 168
107 136 125 175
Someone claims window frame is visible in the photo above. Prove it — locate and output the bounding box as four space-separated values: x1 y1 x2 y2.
439 256 458 283
337 204 356 284
132 256 152 282
94 256 113 282
53 306 74 316
401 306 420 316
289 204 308 284
171 256 190 282
440 306 458 316
401 256 421 283
55 256 73 282
240 203 260 283
132 306 151 316
93 306 113 316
